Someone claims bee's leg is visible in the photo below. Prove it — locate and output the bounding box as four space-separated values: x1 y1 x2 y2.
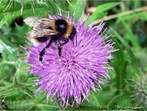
61 38 69 46
39 37 54 62
39 48 46 62
55 40 62 56
69 34 77 46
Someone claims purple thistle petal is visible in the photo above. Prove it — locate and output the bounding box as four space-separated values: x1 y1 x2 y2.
26 13 115 107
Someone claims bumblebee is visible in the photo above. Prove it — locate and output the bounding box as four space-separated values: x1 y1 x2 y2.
24 17 76 62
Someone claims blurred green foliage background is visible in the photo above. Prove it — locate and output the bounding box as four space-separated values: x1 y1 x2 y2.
0 0 147 110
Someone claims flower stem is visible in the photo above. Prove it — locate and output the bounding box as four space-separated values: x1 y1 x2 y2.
92 6 147 25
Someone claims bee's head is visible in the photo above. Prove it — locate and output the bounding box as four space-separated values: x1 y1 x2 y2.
55 20 67 34
55 19 76 39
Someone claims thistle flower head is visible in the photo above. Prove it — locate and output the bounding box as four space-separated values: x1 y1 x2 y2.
26 13 114 107
131 73 147 108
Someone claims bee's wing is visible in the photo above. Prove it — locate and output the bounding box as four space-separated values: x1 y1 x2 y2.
34 19 53 29
24 17 40 27
24 17 52 29
26 29 57 39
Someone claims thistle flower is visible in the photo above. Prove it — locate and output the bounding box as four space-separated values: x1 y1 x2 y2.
26 13 114 107
131 73 147 108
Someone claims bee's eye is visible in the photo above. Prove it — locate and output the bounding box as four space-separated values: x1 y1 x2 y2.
59 24 66 29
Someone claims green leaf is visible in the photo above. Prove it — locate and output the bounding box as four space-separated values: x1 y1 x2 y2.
0 0 58 27
117 11 147 22
7 99 35 110
111 28 140 75
0 40 15 53
68 0 85 22
36 104 57 110
46 0 58 15
74 0 85 22
107 94 122 107
112 38 129 89
0 0 22 27
118 18 141 49
85 2 120 26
